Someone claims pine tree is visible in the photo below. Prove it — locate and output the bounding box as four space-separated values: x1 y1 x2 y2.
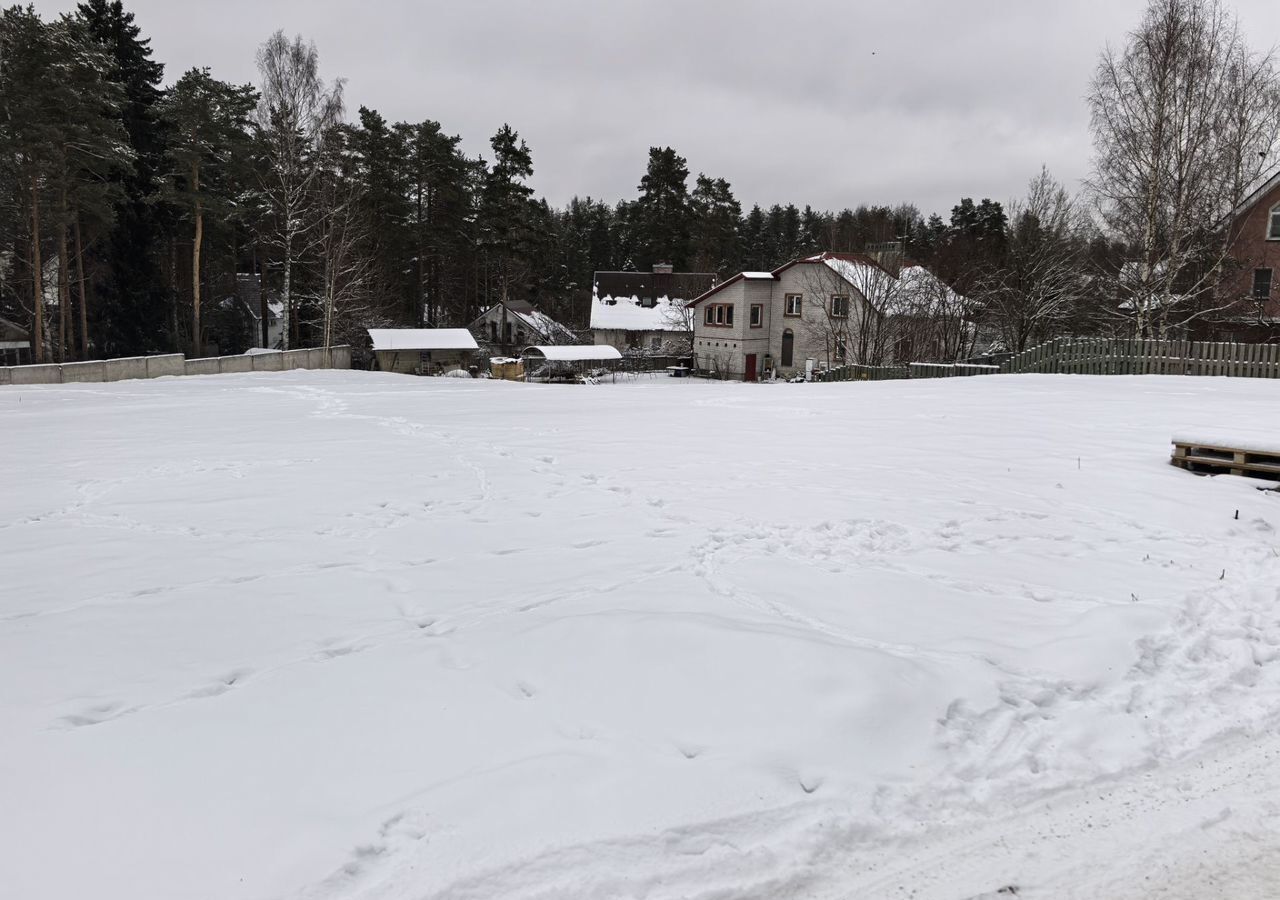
159 68 256 356
76 0 169 356
477 124 535 311
632 147 693 269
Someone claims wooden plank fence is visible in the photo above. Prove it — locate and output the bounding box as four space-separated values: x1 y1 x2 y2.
812 363 911 382
998 338 1280 378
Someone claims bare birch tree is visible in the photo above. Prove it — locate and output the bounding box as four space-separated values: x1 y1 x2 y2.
799 256 894 367
973 169 1087 352
252 32 344 350
1088 0 1280 337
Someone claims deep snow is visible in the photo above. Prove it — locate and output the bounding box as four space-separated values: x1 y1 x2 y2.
1 371 1278 900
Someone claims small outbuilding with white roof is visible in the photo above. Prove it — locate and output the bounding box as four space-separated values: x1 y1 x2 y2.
368 328 479 376
521 344 624 382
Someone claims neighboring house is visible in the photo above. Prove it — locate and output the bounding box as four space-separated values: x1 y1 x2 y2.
0 316 31 365
469 299 577 357
214 273 284 353
590 263 716 354
1207 169 1280 341
368 328 479 375
688 252 966 381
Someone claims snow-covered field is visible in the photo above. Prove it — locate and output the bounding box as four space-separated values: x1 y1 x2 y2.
2 371 1279 900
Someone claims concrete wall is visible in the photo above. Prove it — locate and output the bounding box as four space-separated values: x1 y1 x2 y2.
10 364 61 385
146 354 185 378
219 355 254 374
252 351 285 372
0 345 353 387
104 356 148 382
60 361 108 383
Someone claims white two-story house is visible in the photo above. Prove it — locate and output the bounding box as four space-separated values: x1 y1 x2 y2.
688 252 894 380
689 252 968 380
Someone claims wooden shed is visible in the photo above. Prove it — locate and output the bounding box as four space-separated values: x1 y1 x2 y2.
368 329 479 375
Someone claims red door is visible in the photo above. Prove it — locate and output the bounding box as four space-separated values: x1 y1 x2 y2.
744 353 758 382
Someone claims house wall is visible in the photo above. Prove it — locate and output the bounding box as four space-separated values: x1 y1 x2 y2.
592 327 690 353
374 349 474 375
471 304 533 354
692 267 873 379
1225 180 1280 324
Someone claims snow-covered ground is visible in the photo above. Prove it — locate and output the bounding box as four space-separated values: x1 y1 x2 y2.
2 371 1278 900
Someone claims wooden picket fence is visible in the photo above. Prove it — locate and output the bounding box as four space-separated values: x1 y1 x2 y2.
999 337 1280 378
908 362 1001 378
813 363 911 382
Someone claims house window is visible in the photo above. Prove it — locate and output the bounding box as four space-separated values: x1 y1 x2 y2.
489 322 498 342
1254 268 1273 300
831 295 850 318
704 303 734 327
750 304 764 327
784 294 802 317
1269 205 1280 240
835 341 847 363
650 336 661 350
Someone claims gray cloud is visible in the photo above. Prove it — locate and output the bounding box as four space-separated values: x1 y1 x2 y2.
36 0 1280 216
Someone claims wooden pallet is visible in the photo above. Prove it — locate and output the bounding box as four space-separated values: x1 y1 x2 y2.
1171 440 1280 481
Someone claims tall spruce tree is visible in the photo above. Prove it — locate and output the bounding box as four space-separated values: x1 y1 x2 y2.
477 124 535 312
76 0 169 355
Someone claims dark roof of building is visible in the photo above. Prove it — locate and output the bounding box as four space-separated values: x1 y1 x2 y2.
593 271 717 303
0 316 30 343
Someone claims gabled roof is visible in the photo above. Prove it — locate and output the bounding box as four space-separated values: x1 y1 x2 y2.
368 328 479 351
687 252 892 307
471 300 578 344
1229 166 1280 222
686 252 961 316
589 288 691 332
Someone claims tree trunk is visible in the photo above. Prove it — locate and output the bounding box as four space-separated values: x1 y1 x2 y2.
191 161 203 357
57 186 70 363
31 174 44 364
75 215 90 359
281 228 293 350
170 240 180 347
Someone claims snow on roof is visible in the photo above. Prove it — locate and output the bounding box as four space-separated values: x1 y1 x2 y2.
590 289 689 332
368 329 479 351
522 344 623 361
742 272 776 279
514 307 578 344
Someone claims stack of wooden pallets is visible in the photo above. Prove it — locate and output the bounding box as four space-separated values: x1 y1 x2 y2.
1171 434 1280 482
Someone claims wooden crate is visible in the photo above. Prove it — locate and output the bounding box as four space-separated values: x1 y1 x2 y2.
1171 440 1280 481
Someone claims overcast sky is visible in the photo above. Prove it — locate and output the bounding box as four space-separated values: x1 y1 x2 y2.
36 0 1280 217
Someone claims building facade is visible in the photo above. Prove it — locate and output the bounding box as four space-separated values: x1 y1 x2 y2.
469 300 577 358
1209 172 1280 341
590 264 716 354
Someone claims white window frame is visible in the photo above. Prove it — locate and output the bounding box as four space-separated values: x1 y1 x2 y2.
749 304 763 327
1269 204 1280 240
784 294 803 317
831 295 850 318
